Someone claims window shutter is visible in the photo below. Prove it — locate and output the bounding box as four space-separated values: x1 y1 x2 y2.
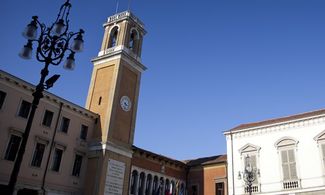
281 150 290 180
288 149 295 162
251 155 257 168
281 150 288 163
290 163 297 179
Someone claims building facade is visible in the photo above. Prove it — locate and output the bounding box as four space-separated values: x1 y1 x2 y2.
225 110 325 195
0 70 98 194
0 11 227 195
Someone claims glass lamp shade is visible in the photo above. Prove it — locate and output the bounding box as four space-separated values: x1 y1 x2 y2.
22 23 37 40
63 53 75 70
246 164 252 172
70 37 84 52
237 172 242 180
52 19 65 36
19 42 33 59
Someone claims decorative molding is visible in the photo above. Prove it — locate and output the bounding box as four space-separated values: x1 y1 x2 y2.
93 49 147 73
274 136 298 148
239 143 261 154
229 116 325 139
89 141 133 158
314 130 325 142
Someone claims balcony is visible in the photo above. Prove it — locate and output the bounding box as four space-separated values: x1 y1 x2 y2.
283 179 300 190
244 185 259 194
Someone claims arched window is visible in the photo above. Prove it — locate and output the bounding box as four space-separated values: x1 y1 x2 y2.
130 170 138 195
171 180 175 195
152 176 158 195
314 130 325 174
108 26 118 48
275 137 300 189
129 29 139 53
165 179 170 194
138 172 145 195
180 183 185 195
145 174 152 195
159 177 165 195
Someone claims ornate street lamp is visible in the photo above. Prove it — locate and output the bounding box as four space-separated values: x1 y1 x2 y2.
237 155 260 195
8 1 84 194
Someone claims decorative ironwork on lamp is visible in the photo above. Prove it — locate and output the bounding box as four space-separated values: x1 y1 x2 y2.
237 155 260 195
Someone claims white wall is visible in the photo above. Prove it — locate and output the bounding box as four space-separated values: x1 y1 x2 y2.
226 115 325 195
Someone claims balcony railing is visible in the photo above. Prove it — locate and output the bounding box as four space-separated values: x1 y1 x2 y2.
283 179 300 190
244 185 259 193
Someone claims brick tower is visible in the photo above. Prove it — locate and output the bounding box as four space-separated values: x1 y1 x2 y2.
85 11 147 195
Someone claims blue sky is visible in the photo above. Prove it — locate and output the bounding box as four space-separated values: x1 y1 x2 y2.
1 0 325 160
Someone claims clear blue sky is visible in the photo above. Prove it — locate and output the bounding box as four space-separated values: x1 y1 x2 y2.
1 0 325 160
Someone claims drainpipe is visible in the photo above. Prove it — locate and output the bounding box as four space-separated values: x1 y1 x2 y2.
230 131 235 195
41 102 63 194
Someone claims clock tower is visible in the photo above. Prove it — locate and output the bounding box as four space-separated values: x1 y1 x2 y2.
85 11 146 195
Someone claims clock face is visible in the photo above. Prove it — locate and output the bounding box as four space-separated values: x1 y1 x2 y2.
120 96 131 112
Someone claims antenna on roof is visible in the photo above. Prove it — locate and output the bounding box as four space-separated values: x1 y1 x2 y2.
115 0 119 14
128 0 132 11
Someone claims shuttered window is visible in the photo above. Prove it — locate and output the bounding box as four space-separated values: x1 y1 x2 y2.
281 149 297 180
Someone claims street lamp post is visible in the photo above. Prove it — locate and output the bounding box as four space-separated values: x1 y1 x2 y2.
237 155 260 195
7 1 84 194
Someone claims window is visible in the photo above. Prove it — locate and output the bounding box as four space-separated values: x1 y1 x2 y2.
145 174 152 195
108 26 118 48
281 149 297 180
51 148 63 172
314 130 325 173
275 137 299 181
138 172 145 195
152 176 158 194
31 143 45 167
275 137 300 189
80 125 88 141
130 170 138 195
18 100 31 118
0 90 6 109
5 134 22 161
42 110 54 127
59 117 70 133
191 185 198 195
129 29 138 51
215 182 224 195
72 154 83 177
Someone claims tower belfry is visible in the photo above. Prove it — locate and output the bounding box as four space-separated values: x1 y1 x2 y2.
85 11 147 195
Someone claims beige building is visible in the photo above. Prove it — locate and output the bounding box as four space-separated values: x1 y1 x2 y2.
0 11 227 195
0 70 98 194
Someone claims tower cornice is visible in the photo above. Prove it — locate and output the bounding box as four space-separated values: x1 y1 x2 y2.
104 11 147 35
91 46 147 73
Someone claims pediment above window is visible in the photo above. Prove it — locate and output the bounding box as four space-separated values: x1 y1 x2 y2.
239 143 261 154
275 137 298 148
314 130 325 142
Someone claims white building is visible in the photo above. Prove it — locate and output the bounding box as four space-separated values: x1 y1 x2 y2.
224 109 325 195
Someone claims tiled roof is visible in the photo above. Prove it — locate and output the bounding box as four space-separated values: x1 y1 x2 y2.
132 145 227 167
132 145 186 166
184 155 227 166
229 108 325 132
